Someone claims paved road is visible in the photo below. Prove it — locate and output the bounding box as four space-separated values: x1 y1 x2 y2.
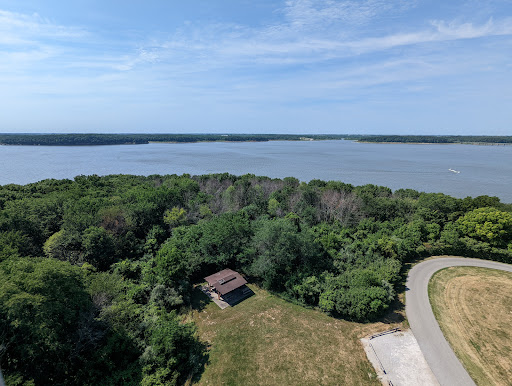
405 257 512 386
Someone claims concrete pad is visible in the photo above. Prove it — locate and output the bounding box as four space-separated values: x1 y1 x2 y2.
361 329 439 386
199 286 230 309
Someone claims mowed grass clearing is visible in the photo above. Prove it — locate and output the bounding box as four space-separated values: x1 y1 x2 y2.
188 284 400 386
429 267 512 386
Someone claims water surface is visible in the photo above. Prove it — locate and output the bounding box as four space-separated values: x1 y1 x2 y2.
1 140 510 202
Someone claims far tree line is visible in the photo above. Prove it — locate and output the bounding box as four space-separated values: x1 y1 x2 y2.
349 135 512 144
1 133 511 146
0 133 346 146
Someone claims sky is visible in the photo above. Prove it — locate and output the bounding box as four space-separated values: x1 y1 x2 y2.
1 0 512 134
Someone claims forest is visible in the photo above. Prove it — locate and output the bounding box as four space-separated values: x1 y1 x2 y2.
0 134 346 146
350 135 512 144
2 134 512 147
1 173 512 385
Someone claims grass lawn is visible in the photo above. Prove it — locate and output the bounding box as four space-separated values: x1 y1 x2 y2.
429 267 512 386
187 284 401 386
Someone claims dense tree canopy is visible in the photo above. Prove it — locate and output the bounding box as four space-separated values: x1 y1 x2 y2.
0 134 346 146
0 173 511 384
1 134 511 146
0 258 91 384
456 207 512 247
348 135 512 144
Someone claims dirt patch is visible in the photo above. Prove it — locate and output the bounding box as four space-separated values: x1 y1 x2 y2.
429 267 512 386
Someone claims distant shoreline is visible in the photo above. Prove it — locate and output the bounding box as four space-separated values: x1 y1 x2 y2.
0 134 344 146
0 139 325 147
1 133 511 146
357 141 512 146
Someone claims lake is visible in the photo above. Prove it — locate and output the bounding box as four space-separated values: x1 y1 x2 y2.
1 140 511 203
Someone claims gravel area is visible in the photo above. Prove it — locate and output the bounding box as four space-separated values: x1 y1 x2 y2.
361 329 439 386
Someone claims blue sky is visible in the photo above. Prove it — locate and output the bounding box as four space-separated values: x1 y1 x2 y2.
1 0 512 134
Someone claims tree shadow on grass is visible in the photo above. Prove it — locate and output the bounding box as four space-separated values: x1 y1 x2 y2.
187 338 211 385
187 287 212 384
190 286 212 312
380 298 405 324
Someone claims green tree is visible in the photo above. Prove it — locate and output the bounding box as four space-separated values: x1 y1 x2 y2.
319 269 395 320
82 226 116 270
0 258 90 384
43 229 82 264
456 207 512 248
141 308 203 386
267 198 280 216
163 207 187 228
250 218 324 291
0 231 27 262
154 242 188 287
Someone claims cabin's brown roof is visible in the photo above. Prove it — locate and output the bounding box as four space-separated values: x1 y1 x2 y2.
204 269 248 295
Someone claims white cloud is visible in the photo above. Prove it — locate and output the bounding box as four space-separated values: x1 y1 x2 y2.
0 8 153 74
347 18 512 54
4 2 512 78
281 0 413 30
431 17 512 39
0 9 86 44
148 13 512 73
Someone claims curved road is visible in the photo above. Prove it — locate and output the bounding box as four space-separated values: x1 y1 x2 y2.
405 257 512 386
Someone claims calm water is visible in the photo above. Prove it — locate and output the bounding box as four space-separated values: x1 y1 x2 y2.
1 140 511 202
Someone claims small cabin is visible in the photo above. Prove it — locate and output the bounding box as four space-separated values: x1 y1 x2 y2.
204 269 252 305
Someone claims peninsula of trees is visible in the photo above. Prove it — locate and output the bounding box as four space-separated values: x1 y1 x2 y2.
350 135 512 144
1 173 512 384
0 133 346 146
1 133 511 146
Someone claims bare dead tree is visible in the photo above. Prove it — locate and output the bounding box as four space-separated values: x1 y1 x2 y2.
320 190 362 226
288 191 302 212
249 178 284 200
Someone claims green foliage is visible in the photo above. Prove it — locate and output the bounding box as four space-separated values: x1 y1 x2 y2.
352 135 512 144
0 259 145 385
199 204 213 218
463 195 503 211
197 212 253 268
156 211 253 282
0 231 27 262
150 284 183 309
291 275 322 305
249 218 326 291
267 198 280 216
415 193 463 224
144 225 168 256
0 257 91 384
141 308 204 386
0 255 204 385
155 242 188 287
1 172 512 382
319 269 395 320
0 133 348 146
456 207 512 247
43 229 82 264
163 207 187 228
82 226 116 270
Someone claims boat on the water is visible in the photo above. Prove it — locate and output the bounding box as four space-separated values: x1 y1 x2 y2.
448 168 460 174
